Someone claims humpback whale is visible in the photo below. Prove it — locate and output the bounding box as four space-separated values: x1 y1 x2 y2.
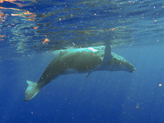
24 46 136 101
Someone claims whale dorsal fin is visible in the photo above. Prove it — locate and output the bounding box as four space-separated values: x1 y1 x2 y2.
85 45 112 79
103 45 112 63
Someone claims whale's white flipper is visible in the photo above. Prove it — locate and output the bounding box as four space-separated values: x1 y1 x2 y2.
85 45 112 78
103 45 112 63
24 80 41 102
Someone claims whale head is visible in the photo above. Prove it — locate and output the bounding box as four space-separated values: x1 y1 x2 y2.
105 53 136 73
119 60 136 73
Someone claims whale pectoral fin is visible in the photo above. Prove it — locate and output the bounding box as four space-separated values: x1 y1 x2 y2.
85 73 90 79
24 80 41 102
85 71 93 79
103 45 112 62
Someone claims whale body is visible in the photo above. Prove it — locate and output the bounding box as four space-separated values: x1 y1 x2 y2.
24 46 136 101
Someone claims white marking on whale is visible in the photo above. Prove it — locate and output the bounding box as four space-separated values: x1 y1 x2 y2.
24 46 136 101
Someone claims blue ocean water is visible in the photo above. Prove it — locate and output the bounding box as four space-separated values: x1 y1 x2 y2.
1 0 164 122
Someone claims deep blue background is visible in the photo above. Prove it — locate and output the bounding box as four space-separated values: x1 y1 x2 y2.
1 45 164 123
1 0 164 122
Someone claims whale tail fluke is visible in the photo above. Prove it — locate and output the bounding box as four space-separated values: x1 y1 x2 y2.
24 80 41 102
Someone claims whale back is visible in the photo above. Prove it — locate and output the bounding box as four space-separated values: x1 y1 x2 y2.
58 48 104 72
37 48 104 87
